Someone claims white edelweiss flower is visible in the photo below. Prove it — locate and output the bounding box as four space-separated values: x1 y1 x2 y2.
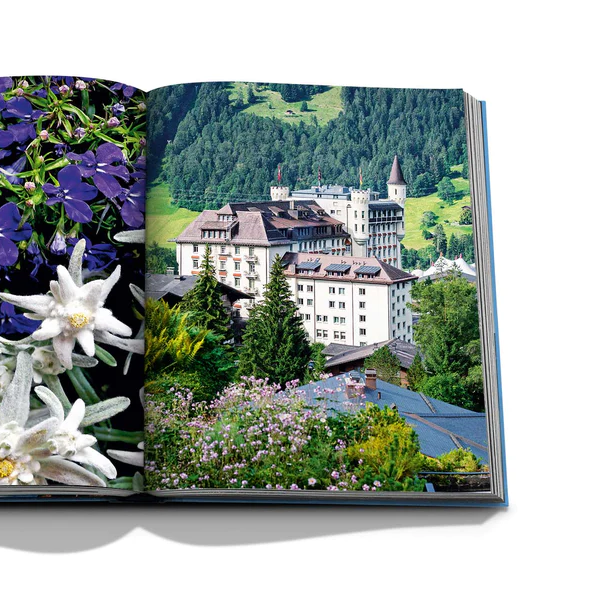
30 346 66 383
0 352 108 486
107 442 144 468
0 241 133 370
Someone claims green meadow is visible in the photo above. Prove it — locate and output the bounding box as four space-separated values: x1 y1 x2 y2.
228 83 343 126
403 173 472 250
146 182 199 248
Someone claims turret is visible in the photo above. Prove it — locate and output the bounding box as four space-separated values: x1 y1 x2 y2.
387 155 407 207
270 186 290 201
349 188 370 257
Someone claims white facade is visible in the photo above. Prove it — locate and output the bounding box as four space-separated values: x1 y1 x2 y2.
289 276 414 346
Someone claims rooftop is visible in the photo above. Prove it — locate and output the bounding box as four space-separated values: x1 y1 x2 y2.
282 252 417 285
297 373 488 463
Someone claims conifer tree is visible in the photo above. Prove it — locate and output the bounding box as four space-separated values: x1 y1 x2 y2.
364 346 403 386
406 353 427 391
181 244 233 340
237 255 311 385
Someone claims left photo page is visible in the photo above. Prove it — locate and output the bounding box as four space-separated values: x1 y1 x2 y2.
0 76 146 492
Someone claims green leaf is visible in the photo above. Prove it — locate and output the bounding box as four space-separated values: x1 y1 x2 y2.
81 396 131 427
92 427 144 444
93 344 118 367
67 366 102 404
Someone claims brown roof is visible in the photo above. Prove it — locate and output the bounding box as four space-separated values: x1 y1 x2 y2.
282 252 417 285
387 155 406 185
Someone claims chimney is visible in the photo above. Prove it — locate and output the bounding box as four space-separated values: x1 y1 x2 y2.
166 266 175 276
365 368 377 390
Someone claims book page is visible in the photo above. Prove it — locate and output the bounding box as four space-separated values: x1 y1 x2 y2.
144 82 500 503
0 75 145 495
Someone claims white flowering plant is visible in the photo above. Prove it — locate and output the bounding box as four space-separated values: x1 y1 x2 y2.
0 239 144 490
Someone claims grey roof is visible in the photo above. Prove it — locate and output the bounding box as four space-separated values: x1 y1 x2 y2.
297 374 488 463
354 265 381 275
387 155 406 185
369 202 401 211
324 338 418 370
324 263 351 273
145 273 252 302
297 260 322 270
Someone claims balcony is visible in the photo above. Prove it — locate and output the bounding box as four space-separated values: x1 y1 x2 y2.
244 255 259 263
244 271 259 279
243 287 259 296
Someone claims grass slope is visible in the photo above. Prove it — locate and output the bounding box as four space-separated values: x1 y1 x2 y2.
403 174 472 250
147 182 199 248
228 83 343 126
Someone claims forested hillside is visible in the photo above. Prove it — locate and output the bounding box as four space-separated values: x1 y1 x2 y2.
147 83 468 211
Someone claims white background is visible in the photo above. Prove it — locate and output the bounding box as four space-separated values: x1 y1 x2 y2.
1 1 598 597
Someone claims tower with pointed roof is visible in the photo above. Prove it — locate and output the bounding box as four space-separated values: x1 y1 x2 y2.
387 154 407 208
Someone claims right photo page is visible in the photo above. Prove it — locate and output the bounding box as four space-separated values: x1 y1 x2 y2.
144 83 489 496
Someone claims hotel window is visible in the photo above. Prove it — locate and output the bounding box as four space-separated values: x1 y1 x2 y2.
359 342 366 347
248 262 256 273
305 314 311 320
340 317 346 325
316 315 323 322
359 328 366 336
340 332 346 341
402 308 406 315
402 321 406 328
307 299 313 306
322 330 328 339
339 302 345 309
234 246 240 255
334 331 340 340
220 261 226 270
323 316 328 323
298 298 304 305
359 315 366 322
329 301 335 308
193 244 199 253
408 326 411 333
234 277 240 287
402 295 405 301
220 246 226 254
338 288 345 295
358 288 365 295
329 287 335 294
333 316 340 324
307 285 313 292
298 284 304 292
249 246 255 256
316 329 322 338
392 290 395 297
234 261 241 271
192 259 199 269
359 301 366 309
220 277 226 283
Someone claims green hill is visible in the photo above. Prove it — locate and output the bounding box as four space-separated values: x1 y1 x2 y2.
228 83 343 126
403 174 472 250
146 182 199 248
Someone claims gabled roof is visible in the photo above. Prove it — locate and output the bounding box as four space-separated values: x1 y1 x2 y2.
387 155 406 185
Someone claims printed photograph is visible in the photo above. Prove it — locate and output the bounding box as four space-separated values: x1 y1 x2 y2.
0 76 145 488
144 82 489 494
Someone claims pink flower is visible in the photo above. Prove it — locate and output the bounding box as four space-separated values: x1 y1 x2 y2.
308 477 317 486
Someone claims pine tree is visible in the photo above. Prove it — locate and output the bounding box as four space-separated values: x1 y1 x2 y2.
364 346 403 386
433 224 447 255
237 255 311 385
406 353 427 391
181 244 233 340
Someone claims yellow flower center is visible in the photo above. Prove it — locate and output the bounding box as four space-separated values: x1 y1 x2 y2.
68 312 90 329
0 459 15 478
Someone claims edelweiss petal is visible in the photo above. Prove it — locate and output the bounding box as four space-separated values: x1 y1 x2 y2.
0 240 137 369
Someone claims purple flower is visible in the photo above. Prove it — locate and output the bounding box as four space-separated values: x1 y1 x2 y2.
26 240 44 279
110 82 136 99
0 302 38 335
8 122 36 144
118 180 145 228
54 143 70 157
107 117 120 128
1 155 27 185
42 165 98 223
50 232 67 255
75 80 87 91
67 142 129 199
112 103 125 116
73 127 86 139
0 77 13 92
0 203 32 266
2 97 44 122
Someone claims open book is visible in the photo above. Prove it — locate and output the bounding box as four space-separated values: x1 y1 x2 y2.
0 76 507 505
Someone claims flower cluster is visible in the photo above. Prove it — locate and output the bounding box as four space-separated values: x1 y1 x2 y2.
144 377 426 493
1 76 146 489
